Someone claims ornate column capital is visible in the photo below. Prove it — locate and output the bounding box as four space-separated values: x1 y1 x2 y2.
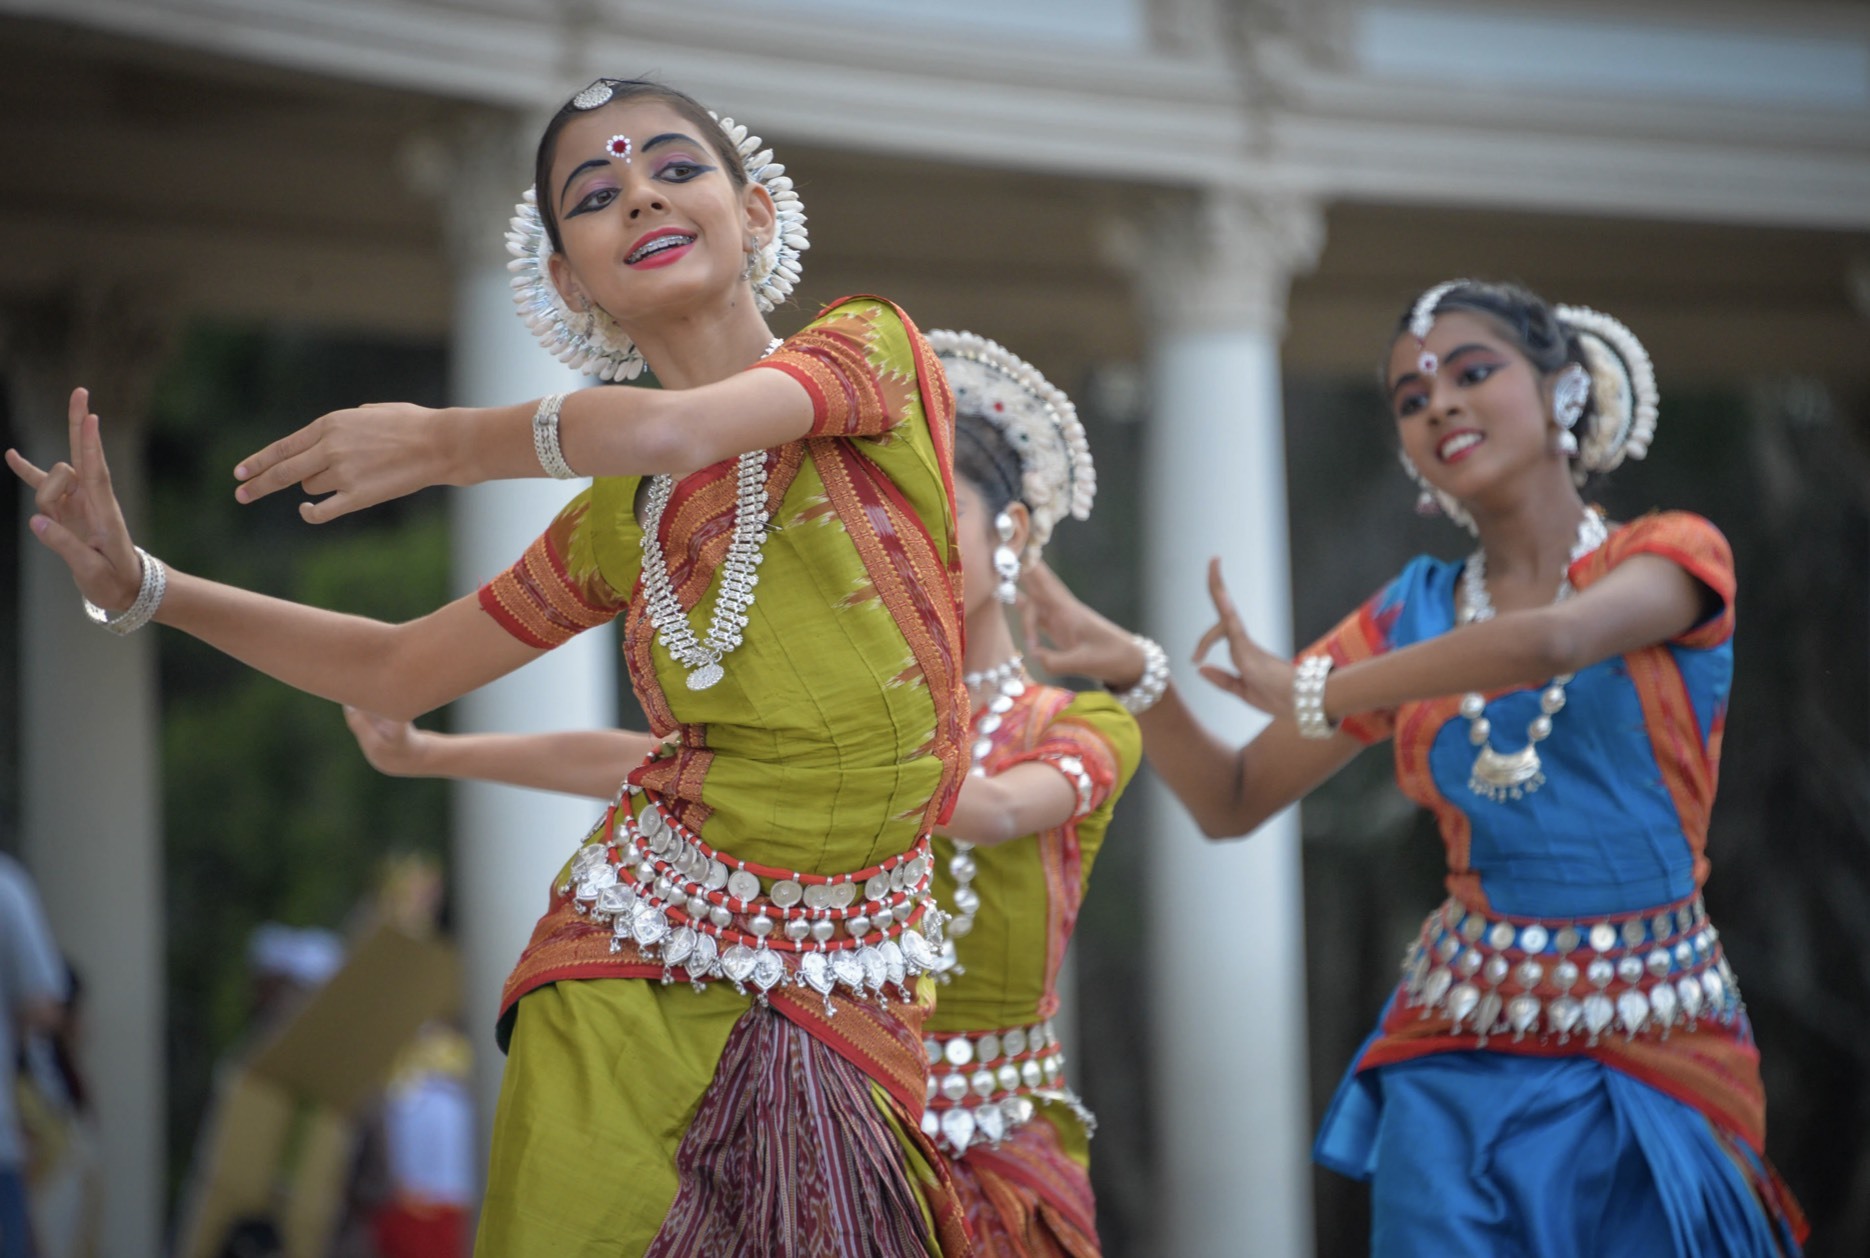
1104 189 1325 337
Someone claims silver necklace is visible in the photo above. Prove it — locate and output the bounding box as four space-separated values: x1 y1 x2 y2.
939 656 1028 977
1457 510 1608 802
639 337 783 691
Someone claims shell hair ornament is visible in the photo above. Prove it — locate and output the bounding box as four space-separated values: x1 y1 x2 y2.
504 82 810 381
926 329 1096 569
1553 303 1659 479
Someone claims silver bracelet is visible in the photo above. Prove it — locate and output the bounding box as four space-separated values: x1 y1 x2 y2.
1109 635 1170 715
83 546 166 636
1293 654 1338 739
531 392 576 480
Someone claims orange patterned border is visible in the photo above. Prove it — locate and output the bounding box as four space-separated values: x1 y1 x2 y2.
478 521 621 649
1358 997 1767 1153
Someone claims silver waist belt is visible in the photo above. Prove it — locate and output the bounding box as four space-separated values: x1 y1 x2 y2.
1398 893 1743 1047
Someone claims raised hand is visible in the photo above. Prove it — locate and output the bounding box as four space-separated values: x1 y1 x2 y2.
1192 557 1295 719
1018 561 1149 689
234 402 457 523
5 388 145 612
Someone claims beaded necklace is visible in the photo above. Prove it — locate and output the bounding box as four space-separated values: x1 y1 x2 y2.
1456 509 1608 802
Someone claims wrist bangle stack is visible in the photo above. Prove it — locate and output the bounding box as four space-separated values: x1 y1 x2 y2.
83 547 166 636
532 392 576 480
1293 654 1338 739
1109 635 1169 715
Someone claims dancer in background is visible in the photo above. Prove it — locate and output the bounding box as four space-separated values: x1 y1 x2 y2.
345 330 1141 1256
1020 280 1804 1256
12 77 972 1255
0 854 66 1258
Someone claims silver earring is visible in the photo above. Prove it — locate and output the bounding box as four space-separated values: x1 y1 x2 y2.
993 511 1020 604
1415 488 1441 517
1552 363 1590 452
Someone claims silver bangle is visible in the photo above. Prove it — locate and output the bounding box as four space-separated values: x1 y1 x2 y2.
83 547 166 636
1293 654 1338 739
1109 635 1170 715
532 392 576 480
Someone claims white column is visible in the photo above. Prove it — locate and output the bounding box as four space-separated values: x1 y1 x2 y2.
9 295 170 1258
440 119 618 1134
1128 191 1325 1258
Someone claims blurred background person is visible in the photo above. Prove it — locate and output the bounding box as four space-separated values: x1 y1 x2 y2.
15 964 99 1258
1 853 68 1258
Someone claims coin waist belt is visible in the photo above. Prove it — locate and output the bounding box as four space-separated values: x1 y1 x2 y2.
920 1020 1083 1156
562 787 947 1011
1399 893 1743 1046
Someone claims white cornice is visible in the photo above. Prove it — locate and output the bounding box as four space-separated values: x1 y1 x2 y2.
10 0 1870 229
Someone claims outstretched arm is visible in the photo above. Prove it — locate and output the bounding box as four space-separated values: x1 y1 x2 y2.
232 369 816 523
1020 562 1361 838
343 710 660 799
1194 554 1711 727
343 708 1072 844
9 390 545 720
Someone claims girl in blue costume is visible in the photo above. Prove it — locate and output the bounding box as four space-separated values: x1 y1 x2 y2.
1019 280 1805 1256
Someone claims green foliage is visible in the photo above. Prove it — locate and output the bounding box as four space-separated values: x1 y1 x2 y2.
145 323 453 1203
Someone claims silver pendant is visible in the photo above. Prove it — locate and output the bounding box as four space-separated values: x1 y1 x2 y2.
662 925 697 968
799 951 836 998
1469 743 1544 800
899 928 935 971
686 662 725 691
751 949 786 993
940 1106 977 1154
689 932 719 983
831 949 865 991
859 945 888 992
975 1101 1007 1145
720 944 758 987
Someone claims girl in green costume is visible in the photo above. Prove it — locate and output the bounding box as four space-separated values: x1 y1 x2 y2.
345 332 1144 1255
13 79 973 1255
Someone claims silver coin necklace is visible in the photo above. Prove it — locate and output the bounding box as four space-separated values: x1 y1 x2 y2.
638 337 784 691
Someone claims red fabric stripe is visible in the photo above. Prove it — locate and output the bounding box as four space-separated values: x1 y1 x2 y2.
951 1116 1100 1257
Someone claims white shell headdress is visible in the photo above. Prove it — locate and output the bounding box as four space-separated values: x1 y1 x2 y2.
1554 304 1659 476
504 84 810 381
928 329 1096 564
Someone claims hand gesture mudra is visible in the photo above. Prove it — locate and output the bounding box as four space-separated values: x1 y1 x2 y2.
5 388 146 613
1017 561 1149 688
234 401 454 523
1193 557 1296 719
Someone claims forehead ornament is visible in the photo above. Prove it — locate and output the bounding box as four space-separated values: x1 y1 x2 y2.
605 134 633 164
571 80 614 110
1407 278 1475 377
